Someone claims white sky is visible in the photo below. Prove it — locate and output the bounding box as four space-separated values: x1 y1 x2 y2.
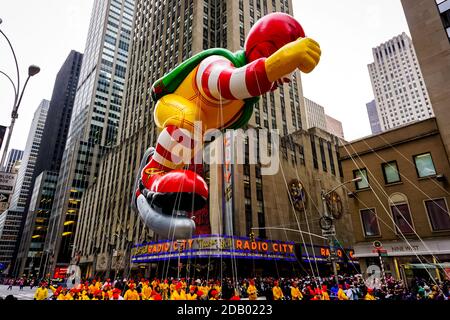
0 0 410 156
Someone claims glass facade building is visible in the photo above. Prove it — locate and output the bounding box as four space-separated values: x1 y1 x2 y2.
44 0 135 272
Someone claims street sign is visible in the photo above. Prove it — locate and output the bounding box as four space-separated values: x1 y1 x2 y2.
322 226 336 237
0 172 16 212
0 193 9 203
0 172 16 194
319 216 333 231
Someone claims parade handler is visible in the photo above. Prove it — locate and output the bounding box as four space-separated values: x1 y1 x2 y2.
133 12 321 239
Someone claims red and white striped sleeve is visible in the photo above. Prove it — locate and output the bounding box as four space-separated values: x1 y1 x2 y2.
195 55 273 102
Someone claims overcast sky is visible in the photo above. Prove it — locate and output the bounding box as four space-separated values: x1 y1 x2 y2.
0 0 410 156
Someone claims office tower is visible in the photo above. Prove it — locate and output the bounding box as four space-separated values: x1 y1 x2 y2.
304 97 344 139
401 0 450 159
368 32 433 132
304 97 327 131
44 0 135 274
325 115 344 140
15 51 83 276
9 100 49 213
4 149 24 173
0 100 49 270
33 51 83 177
71 0 355 278
366 100 382 135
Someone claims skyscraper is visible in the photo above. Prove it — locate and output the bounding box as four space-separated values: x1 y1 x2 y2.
0 100 49 270
401 0 450 159
325 115 345 140
366 99 382 135
304 97 344 139
304 97 327 132
44 0 135 273
9 100 50 213
70 0 353 278
4 149 24 173
368 33 433 132
15 50 83 277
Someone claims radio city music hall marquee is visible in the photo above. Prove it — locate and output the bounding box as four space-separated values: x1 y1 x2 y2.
131 235 297 263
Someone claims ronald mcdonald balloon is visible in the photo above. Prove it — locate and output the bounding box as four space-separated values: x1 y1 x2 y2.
132 12 321 239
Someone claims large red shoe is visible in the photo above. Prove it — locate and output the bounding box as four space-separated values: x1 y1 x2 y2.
137 161 208 214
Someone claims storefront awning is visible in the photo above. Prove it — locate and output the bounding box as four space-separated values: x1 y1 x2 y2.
403 263 450 270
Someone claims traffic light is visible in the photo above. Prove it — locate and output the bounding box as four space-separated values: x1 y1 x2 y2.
249 232 255 242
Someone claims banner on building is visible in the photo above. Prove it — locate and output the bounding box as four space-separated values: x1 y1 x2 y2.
131 235 297 263
187 164 211 235
0 172 17 193
222 131 234 236
301 244 358 264
0 172 17 212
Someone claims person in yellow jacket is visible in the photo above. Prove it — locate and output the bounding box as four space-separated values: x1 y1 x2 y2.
34 283 49 300
142 281 153 300
64 289 76 300
364 288 376 300
124 284 140 300
186 286 198 300
169 280 177 295
57 289 67 300
160 279 169 300
171 282 186 300
180 278 187 291
88 281 97 294
91 289 103 300
210 289 220 300
272 280 284 300
200 282 211 298
337 285 349 301
189 280 197 293
81 290 91 300
291 282 303 300
213 280 222 294
321 285 330 300
247 280 258 300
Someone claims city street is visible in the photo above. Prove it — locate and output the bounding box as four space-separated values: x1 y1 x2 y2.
0 285 35 300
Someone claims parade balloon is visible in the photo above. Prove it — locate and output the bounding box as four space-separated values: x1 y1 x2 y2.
132 12 321 239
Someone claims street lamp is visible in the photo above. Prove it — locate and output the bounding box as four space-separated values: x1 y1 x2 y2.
320 177 362 286
0 19 40 169
322 177 362 198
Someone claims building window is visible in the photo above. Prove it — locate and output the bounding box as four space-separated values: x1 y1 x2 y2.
425 198 450 231
360 208 380 237
382 161 401 184
414 153 437 178
319 139 327 172
245 198 252 235
310 135 318 169
257 212 266 238
391 204 415 234
353 169 369 190
389 194 414 234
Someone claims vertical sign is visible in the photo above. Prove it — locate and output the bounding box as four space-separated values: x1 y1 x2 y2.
222 130 234 236
0 171 17 212
187 163 211 235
